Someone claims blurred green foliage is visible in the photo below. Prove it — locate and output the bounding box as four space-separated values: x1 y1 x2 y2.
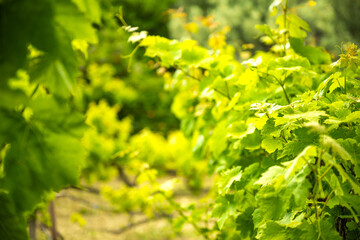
169 0 360 54
2 0 360 238
0 0 99 238
82 0 179 134
113 0 175 36
78 0 206 197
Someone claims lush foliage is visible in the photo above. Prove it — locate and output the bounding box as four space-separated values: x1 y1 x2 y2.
169 0 360 53
0 0 201 238
135 0 360 239
1 0 360 239
78 19 209 235
0 0 100 239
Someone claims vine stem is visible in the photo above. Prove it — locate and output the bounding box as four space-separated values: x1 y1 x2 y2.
283 0 288 28
224 81 230 99
303 157 316 174
28 213 37 240
281 72 291 104
257 70 291 104
115 6 128 27
280 83 291 104
49 201 57 240
319 190 334 217
319 164 333 180
20 83 40 114
312 180 323 240
158 191 209 240
108 214 173 235
344 68 347 94
314 148 327 240
282 0 289 56
265 111 270 119
314 198 322 240
121 44 141 72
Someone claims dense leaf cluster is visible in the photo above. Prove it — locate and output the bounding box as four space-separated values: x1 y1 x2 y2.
0 0 100 238
1 0 360 239
138 1 360 239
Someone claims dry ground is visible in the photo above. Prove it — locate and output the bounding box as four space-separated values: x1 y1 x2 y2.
35 179 207 240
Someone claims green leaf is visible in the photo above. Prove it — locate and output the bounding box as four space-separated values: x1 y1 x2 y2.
275 111 328 126
290 38 331 64
192 134 205 158
256 165 311 215
30 56 77 97
241 129 262 150
299 220 341 240
325 111 360 125
29 96 87 136
217 166 242 195
276 14 311 39
0 0 55 79
322 135 353 163
54 0 98 44
323 152 360 195
180 41 209 66
256 24 274 37
3 96 86 213
236 208 255 238
287 167 312 209
316 72 342 97
0 110 24 147
140 36 181 67
283 145 316 179
269 55 311 73
228 121 252 139
257 221 301 240
344 111 360 123
262 118 282 138
0 192 29 240
212 195 237 229
326 172 344 196
255 166 285 186
340 193 360 219
328 77 343 93
210 120 228 158
29 23 79 97
71 0 102 23
281 128 319 158
333 163 360 195
0 84 27 110
261 138 283 153
255 185 288 223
